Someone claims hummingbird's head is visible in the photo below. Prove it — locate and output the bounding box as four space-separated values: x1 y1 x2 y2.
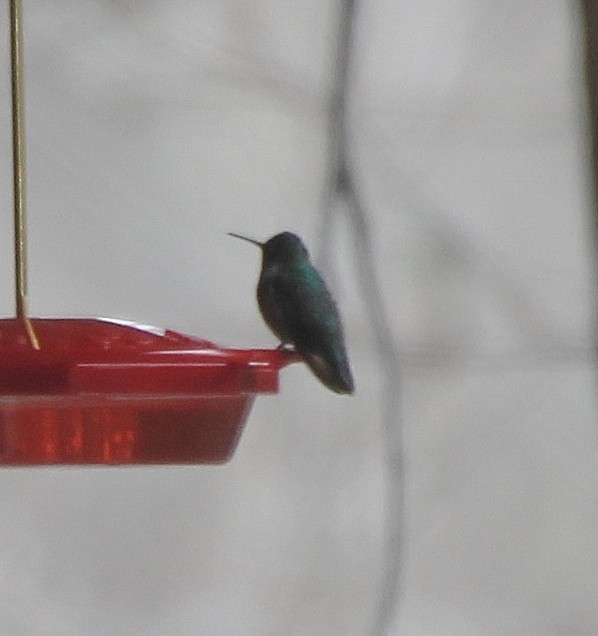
228 231 309 263
262 232 309 262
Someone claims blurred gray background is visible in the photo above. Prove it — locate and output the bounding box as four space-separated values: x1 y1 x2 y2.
0 1 596 634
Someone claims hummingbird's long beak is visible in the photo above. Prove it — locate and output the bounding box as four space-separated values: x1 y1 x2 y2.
227 232 263 248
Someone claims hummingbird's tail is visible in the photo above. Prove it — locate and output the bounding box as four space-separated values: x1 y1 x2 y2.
302 350 354 395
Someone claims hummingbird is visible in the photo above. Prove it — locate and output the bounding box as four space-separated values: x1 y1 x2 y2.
228 231 354 395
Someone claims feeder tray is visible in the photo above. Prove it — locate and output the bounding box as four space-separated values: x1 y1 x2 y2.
0 318 297 465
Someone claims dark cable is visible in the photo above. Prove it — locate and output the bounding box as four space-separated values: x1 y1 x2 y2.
319 2 405 634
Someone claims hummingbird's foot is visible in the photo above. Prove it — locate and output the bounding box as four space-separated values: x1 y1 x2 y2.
277 342 295 352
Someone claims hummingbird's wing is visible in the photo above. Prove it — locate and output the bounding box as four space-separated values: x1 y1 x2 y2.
259 266 354 394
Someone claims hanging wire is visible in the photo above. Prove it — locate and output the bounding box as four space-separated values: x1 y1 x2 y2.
580 0 598 387
319 1 404 634
10 0 39 349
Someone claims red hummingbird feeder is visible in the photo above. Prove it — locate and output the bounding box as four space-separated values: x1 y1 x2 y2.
0 0 297 466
